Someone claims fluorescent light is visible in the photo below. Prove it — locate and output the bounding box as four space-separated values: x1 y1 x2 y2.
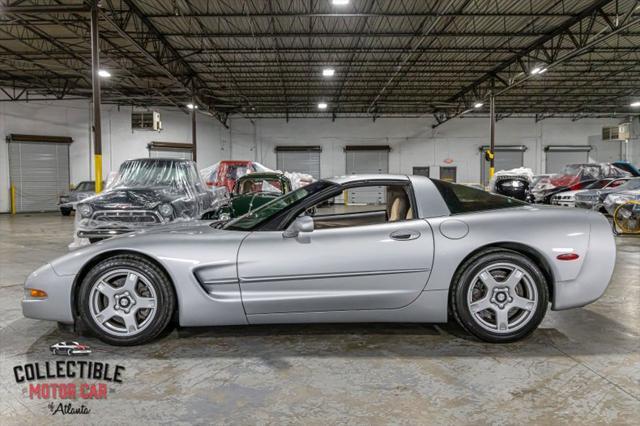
332 0 350 5
630 101 640 107
317 102 328 110
98 69 111 78
531 66 547 75
187 103 198 109
474 102 484 109
322 68 335 77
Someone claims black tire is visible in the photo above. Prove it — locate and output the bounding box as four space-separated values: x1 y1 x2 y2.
450 248 549 343
60 208 72 216
77 255 176 346
66 348 73 356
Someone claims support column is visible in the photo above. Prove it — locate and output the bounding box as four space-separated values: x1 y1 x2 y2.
90 2 102 193
191 98 197 163
489 93 496 179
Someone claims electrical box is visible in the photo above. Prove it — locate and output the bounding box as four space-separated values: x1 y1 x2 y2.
618 122 630 140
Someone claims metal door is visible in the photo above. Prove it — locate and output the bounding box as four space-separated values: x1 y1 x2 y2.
149 148 193 160
545 146 591 174
480 147 525 185
276 148 321 179
345 149 389 204
237 220 434 315
9 140 70 212
439 166 457 182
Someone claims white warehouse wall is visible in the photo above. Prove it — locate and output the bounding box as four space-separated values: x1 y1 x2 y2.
0 100 226 212
231 115 629 180
0 98 635 212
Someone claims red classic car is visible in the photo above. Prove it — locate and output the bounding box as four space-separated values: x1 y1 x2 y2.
204 160 259 192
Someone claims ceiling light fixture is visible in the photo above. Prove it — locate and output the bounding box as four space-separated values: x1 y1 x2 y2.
332 0 350 5
631 101 640 107
474 102 484 109
322 68 335 77
530 66 547 75
318 102 328 110
98 69 111 78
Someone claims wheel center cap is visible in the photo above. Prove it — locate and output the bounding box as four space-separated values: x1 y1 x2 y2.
490 287 512 309
114 291 136 312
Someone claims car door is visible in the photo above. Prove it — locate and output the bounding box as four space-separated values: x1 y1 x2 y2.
237 219 434 315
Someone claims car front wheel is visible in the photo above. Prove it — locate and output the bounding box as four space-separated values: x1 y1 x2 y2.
451 249 549 343
78 255 175 346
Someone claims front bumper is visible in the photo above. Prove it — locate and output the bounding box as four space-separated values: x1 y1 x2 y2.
22 263 75 324
551 199 575 207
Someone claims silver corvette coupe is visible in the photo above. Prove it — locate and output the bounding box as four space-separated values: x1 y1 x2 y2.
23 175 615 345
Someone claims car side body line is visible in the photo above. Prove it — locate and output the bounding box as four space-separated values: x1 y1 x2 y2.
239 268 431 283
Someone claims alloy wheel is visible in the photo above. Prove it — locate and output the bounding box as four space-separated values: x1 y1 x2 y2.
88 269 158 337
466 262 538 333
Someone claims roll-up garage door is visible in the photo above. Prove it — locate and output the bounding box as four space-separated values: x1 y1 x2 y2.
8 134 71 212
480 145 526 185
275 146 321 179
345 145 390 205
148 141 193 160
545 145 591 174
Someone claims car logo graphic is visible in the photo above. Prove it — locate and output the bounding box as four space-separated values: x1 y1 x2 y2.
50 341 92 356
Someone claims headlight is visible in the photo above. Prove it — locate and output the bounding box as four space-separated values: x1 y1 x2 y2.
78 204 92 218
158 203 173 217
219 212 231 221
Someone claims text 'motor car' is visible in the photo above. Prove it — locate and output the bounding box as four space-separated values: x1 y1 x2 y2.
22 175 615 345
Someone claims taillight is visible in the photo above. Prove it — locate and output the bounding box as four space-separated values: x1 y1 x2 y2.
557 253 580 261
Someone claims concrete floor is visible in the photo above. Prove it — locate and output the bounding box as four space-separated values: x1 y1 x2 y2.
1 212 639 424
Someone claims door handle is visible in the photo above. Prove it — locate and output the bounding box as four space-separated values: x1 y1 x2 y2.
390 230 421 241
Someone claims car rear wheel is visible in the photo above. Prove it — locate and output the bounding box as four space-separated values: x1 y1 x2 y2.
60 207 72 216
78 255 175 346
451 249 549 343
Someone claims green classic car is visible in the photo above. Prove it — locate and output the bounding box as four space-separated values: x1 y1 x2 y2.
206 172 292 221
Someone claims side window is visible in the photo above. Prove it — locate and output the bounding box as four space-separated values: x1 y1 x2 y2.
308 184 415 230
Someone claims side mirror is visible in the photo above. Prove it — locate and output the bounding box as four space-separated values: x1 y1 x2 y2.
283 216 314 239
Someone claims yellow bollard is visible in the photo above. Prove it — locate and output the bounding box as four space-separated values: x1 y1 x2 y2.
10 184 16 214
94 154 102 193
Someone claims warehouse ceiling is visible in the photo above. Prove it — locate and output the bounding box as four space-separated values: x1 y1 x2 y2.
1 0 640 123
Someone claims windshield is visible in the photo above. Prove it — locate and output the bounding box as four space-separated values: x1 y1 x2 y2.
586 179 611 189
224 180 335 230
618 178 640 190
562 164 601 178
227 165 251 180
237 178 283 195
113 160 189 189
76 181 95 192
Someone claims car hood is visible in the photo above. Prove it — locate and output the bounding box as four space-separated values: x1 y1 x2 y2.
50 220 249 276
81 187 181 209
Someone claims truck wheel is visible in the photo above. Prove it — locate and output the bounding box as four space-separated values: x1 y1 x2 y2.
451 249 548 343
78 255 175 346
60 207 72 216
